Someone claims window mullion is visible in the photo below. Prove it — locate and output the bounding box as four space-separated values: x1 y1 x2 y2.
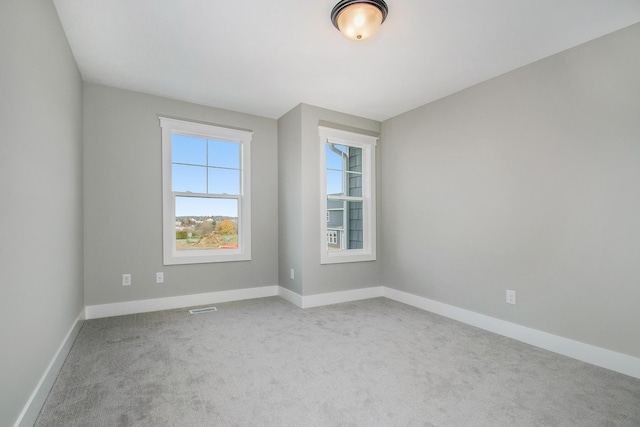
173 191 239 200
327 195 363 202
206 139 209 194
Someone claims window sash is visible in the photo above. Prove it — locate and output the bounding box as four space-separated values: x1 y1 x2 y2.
173 194 241 254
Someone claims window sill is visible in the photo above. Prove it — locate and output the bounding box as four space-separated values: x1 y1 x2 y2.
320 250 376 265
163 249 250 265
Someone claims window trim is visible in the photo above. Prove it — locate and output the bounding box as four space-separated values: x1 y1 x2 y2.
160 117 252 265
319 126 377 264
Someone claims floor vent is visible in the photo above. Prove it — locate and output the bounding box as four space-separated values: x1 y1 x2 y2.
189 306 218 314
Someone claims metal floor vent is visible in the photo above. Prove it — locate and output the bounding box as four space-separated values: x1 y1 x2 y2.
189 306 218 314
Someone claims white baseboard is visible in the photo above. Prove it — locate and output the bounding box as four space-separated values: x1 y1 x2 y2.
79 283 640 380
278 286 383 308
383 287 640 380
15 309 85 427
14 285 636 427
85 285 279 319
278 286 303 307
300 286 384 308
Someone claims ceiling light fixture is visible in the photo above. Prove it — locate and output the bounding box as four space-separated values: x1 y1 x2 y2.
331 0 389 41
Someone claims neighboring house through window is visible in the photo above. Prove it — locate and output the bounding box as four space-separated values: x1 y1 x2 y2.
160 117 252 265
320 126 377 264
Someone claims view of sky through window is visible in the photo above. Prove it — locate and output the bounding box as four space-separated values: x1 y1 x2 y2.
326 143 348 195
172 134 240 217
326 143 361 196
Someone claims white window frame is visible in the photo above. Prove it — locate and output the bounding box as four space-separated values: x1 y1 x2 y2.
160 117 252 265
319 126 377 264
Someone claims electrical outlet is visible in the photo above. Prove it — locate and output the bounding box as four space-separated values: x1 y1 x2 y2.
290 268 295 280
122 274 131 286
156 272 164 284
506 289 517 305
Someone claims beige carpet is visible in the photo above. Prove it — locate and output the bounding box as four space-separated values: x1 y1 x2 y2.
35 297 640 426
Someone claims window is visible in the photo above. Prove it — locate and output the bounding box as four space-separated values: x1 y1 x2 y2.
319 126 377 264
160 117 252 264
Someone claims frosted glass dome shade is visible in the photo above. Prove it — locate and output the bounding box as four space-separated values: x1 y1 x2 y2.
331 0 388 41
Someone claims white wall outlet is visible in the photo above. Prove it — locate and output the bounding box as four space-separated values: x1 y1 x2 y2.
122 274 131 286
156 272 164 284
506 289 517 305
290 268 295 280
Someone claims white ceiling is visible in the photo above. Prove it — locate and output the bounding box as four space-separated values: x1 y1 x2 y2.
52 0 640 121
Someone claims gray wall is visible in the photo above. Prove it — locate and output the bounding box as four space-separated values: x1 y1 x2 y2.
301 104 382 295
381 23 640 358
279 104 382 296
278 105 303 294
0 1 84 425
83 84 278 305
